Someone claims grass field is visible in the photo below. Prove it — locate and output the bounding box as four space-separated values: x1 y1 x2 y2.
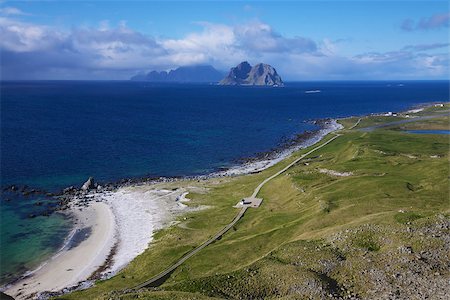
390 115 449 131
61 104 449 299
338 102 449 130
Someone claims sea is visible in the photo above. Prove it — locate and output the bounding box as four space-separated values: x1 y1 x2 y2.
0 80 449 285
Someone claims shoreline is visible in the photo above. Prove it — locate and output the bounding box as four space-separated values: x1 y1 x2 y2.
1 101 440 200
4 202 116 299
2 101 446 299
212 119 342 177
0 119 340 196
1 119 342 299
2 186 211 299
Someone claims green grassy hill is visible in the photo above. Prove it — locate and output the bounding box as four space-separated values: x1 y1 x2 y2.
62 105 449 299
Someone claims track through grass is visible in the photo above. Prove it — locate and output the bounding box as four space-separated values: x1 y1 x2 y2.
61 104 450 300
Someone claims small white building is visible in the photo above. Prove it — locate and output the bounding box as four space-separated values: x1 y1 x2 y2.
235 197 263 208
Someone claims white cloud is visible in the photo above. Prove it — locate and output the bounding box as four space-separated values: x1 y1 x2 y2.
160 22 239 66
157 21 318 69
0 16 448 80
402 12 450 31
234 21 317 54
0 17 63 52
0 6 28 16
98 20 110 31
402 42 449 51
319 38 338 56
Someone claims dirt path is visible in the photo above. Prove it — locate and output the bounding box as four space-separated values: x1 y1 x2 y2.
132 129 347 290
360 113 449 132
251 134 340 198
348 118 362 130
133 206 247 289
129 114 447 290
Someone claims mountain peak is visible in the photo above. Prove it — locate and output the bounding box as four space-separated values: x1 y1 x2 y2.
219 62 283 86
131 65 223 83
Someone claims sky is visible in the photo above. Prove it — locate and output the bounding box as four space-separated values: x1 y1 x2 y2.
0 1 449 80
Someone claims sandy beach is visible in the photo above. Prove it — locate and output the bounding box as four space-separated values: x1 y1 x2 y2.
3 186 207 299
3 120 342 299
4 202 115 299
100 186 209 277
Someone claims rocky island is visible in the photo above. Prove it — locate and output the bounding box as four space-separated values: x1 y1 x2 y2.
131 65 223 83
219 61 284 86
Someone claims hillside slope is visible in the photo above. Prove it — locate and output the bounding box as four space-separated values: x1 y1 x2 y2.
62 106 449 300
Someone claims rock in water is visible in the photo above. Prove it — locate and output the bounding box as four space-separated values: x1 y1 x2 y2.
219 61 283 86
81 177 94 191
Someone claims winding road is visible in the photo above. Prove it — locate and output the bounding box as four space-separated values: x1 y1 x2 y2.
132 131 343 290
130 113 449 290
133 206 248 289
359 113 449 131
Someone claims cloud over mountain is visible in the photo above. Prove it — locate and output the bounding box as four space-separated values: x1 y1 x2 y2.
0 11 448 80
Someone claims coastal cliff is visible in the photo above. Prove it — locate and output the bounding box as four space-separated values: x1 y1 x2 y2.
219 61 284 86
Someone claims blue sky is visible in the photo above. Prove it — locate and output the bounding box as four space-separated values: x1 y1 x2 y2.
1 1 448 80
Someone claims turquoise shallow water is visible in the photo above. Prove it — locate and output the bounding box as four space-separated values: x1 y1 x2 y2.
1 80 449 285
0 197 72 284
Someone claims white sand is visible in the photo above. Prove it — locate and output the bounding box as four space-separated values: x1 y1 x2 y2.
5 202 115 299
3 119 343 299
99 187 202 277
217 120 343 176
3 186 207 299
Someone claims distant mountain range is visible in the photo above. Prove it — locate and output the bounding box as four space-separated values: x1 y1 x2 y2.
219 61 283 86
130 62 283 86
130 65 224 83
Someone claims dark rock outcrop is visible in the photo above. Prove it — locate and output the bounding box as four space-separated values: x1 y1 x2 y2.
131 65 223 83
81 177 94 191
0 291 15 300
219 61 283 86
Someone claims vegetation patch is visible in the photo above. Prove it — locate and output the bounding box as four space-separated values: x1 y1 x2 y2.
394 211 423 224
319 198 338 213
353 233 380 252
62 112 449 300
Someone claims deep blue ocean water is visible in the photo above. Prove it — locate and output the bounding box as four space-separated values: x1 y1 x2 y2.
1 80 449 284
